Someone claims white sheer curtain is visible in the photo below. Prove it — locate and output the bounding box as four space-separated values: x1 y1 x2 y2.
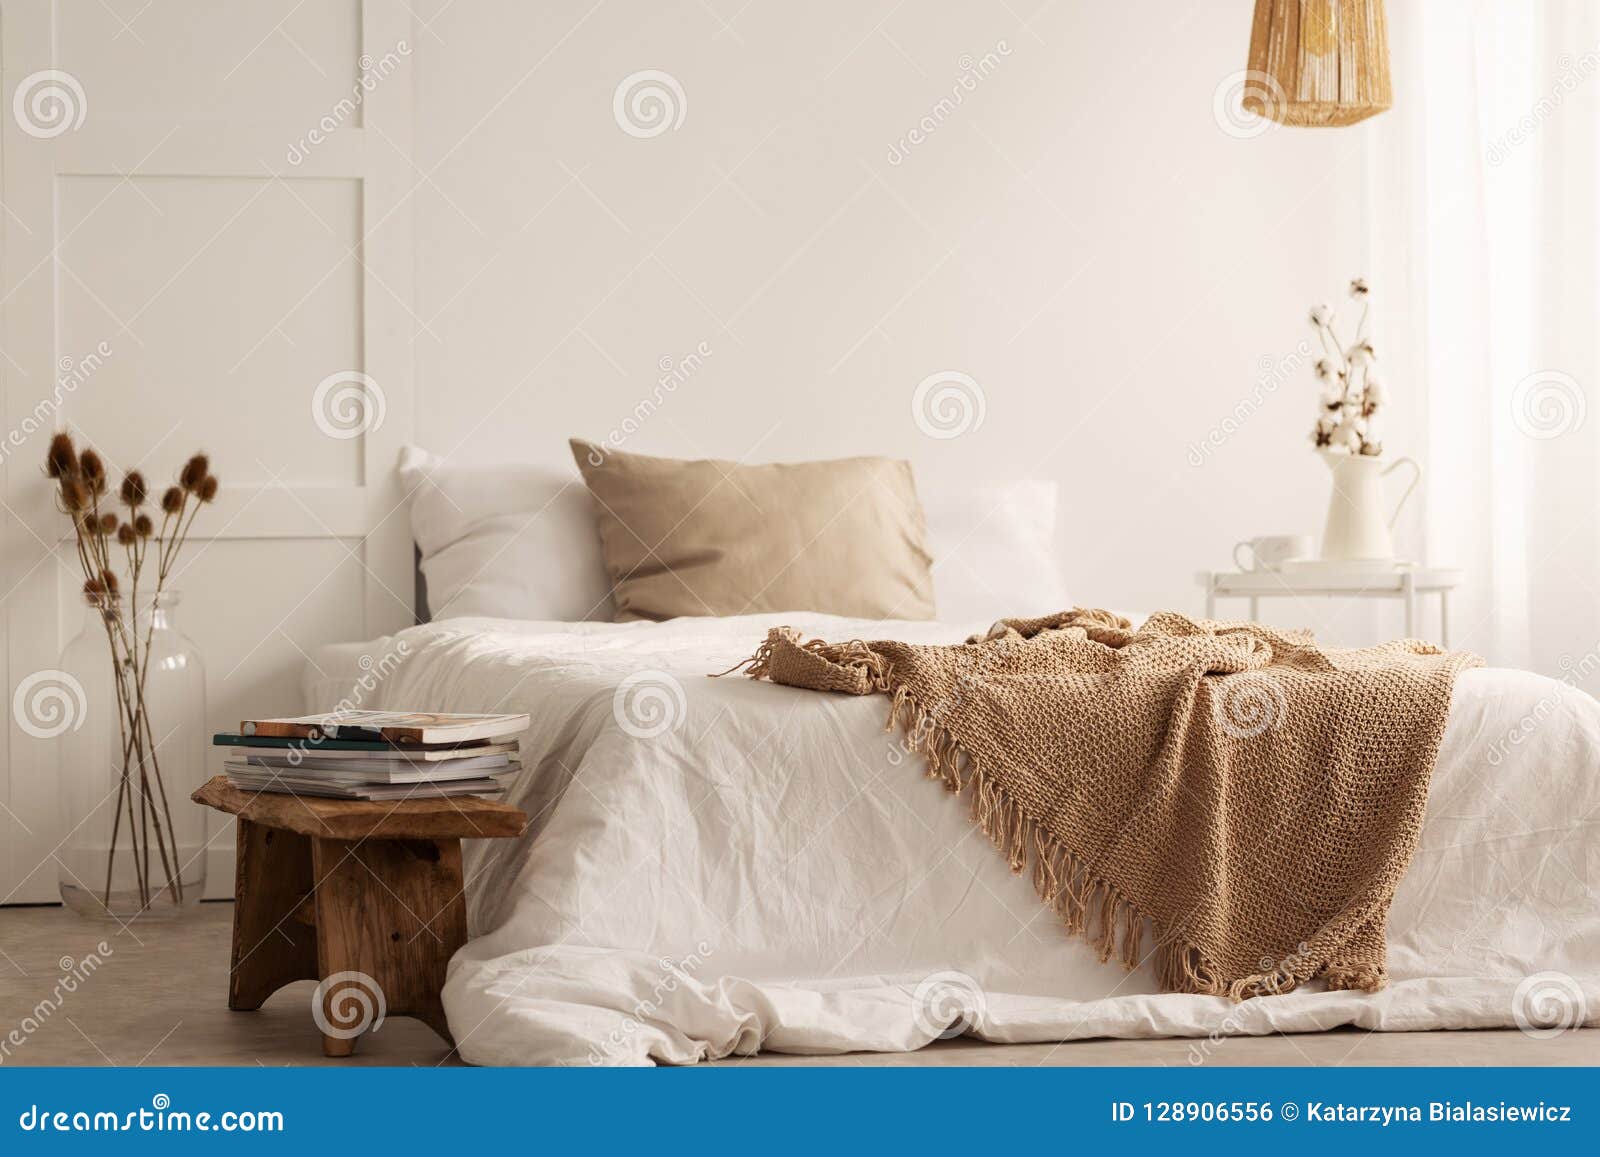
1375 0 1600 675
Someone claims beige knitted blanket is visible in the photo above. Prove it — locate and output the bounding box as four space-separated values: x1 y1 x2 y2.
730 609 1481 1000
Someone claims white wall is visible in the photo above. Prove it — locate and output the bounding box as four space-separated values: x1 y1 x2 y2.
411 0 1394 622
2 0 1411 900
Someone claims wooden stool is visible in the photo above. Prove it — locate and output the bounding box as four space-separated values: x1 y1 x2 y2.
193 776 526 1057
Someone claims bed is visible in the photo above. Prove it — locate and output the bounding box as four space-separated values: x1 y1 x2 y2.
305 610 1600 1066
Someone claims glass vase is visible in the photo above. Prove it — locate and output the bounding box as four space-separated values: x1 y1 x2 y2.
56 591 207 919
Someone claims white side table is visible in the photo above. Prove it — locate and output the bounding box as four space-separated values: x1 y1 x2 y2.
1197 567 1463 646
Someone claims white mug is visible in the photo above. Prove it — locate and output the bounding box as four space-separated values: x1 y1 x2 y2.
1234 534 1313 573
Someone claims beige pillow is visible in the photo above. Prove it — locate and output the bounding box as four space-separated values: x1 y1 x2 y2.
570 440 935 622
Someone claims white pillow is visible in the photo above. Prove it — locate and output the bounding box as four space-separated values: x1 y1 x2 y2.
400 447 1068 625
918 479 1070 623
398 446 614 622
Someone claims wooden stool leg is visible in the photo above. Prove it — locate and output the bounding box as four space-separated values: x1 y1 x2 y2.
310 836 467 1057
229 818 318 1011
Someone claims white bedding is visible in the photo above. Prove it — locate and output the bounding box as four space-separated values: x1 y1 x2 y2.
309 613 1600 1066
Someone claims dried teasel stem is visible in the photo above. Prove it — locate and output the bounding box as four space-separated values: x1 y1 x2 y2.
44 436 217 913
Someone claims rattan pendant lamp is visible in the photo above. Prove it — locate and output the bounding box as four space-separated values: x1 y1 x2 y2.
1243 0 1393 126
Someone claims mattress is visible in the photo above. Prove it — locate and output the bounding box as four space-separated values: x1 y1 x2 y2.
304 613 1600 1065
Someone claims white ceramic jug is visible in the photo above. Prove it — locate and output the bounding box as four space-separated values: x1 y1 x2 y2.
1319 451 1421 562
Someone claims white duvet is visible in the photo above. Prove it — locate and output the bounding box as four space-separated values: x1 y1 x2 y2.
309 613 1600 1066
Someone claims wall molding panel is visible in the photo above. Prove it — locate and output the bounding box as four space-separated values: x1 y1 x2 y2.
1 0 415 901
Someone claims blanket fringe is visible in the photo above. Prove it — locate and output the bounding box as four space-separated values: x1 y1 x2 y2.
714 629 895 692
886 687 1310 1003
1323 967 1384 994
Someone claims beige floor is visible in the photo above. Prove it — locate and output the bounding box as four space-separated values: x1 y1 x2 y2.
1 903 1594 1067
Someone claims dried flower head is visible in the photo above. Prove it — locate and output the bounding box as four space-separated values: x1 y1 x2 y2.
1309 304 1333 327
45 432 78 479
54 444 220 640
58 473 89 513
1359 440 1383 456
79 449 107 493
179 453 210 492
1349 277 1369 298
119 470 148 508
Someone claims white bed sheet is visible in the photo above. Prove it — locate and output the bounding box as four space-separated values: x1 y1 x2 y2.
307 613 1600 1065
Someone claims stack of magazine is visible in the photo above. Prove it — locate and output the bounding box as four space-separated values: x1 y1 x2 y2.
213 710 529 801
